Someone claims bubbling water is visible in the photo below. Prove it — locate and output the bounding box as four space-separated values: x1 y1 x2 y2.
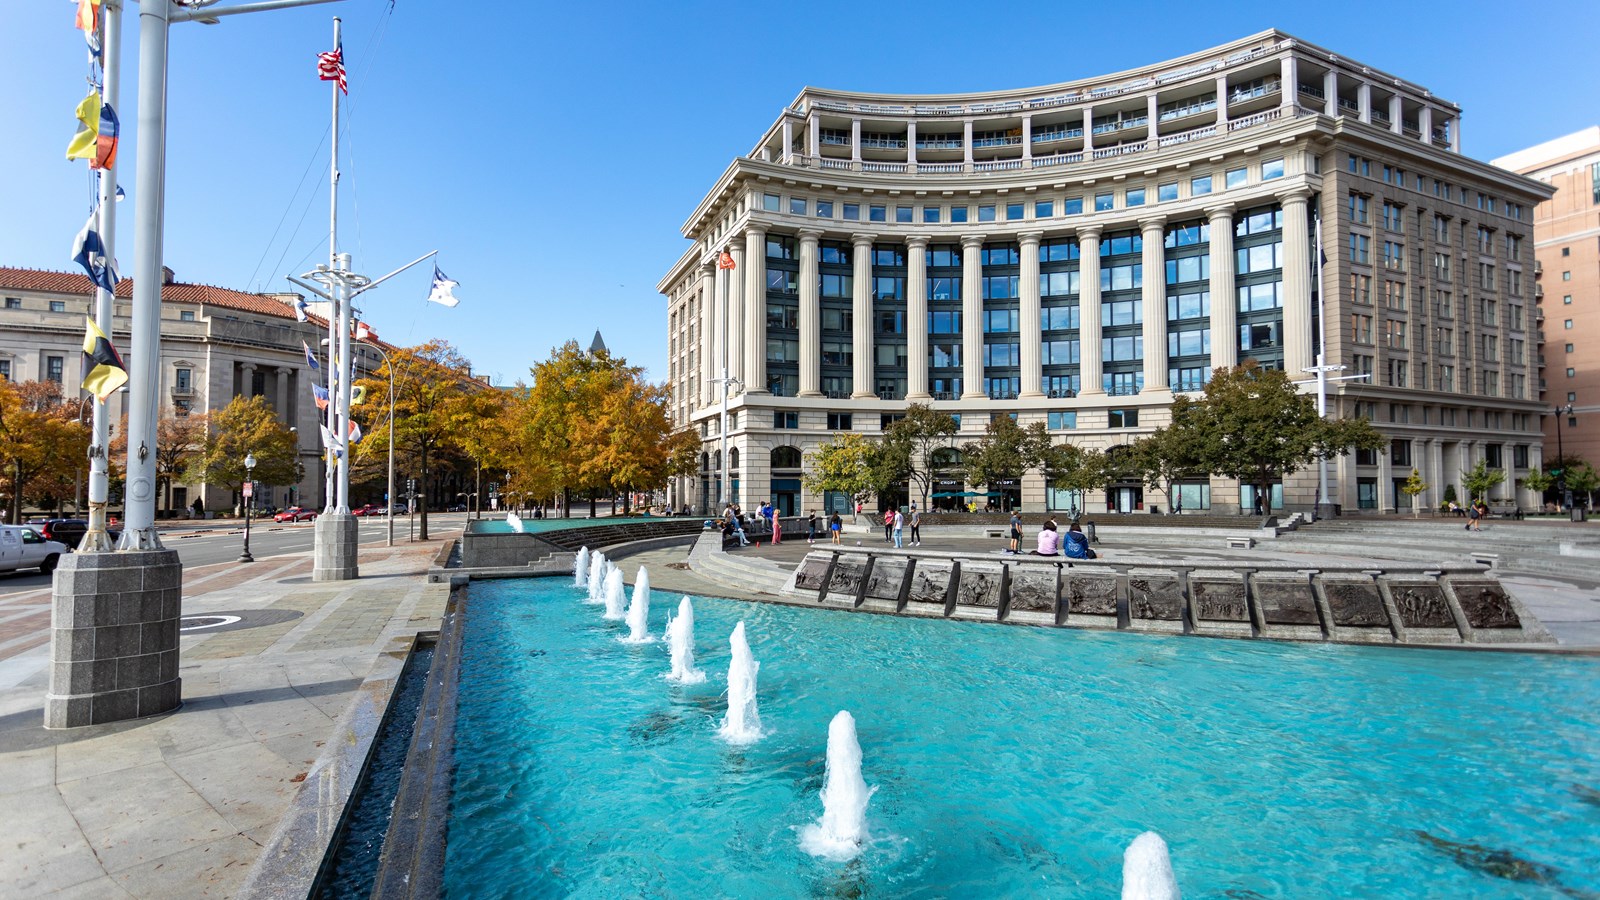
799 710 875 860
623 567 653 643
663 596 706 684
718 621 763 744
573 547 590 589
585 551 607 603
602 568 627 620
1121 831 1181 900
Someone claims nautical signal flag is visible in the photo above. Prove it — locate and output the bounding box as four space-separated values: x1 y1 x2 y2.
92 102 119 170
317 41 347 94
81 317 127 402
354 321 374 341
292 295 309 323
351 385 368 406
311 382 330 411
66 91 101 162
426 265 460 308
71 212 117 293
348 420 363 444
718 250 736 270
74 0 100 35
302 340 319 370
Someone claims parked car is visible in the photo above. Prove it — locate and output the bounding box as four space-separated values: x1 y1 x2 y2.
447 504 468 512
21 519 123 550
353 504 388 517
0 525 69 574
273 507 318 523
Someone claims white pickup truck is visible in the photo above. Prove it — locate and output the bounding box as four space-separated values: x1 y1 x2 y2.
0 525 68 574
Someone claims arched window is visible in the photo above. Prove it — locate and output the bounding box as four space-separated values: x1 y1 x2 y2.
770 446 802 469
712 450 722 470
700 452 710 472
729 448 740 470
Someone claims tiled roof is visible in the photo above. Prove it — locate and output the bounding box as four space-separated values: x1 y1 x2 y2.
0 266 301 320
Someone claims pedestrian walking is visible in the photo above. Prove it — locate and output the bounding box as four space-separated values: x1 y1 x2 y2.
883 508 895 542
807 511 818 544
892 508 905 548
771 505 782 545
909 505 922 546
1466 502 1481 532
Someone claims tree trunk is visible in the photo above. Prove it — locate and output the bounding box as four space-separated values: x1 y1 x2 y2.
623 487 631 515
589 493 597 519
562 487 571 518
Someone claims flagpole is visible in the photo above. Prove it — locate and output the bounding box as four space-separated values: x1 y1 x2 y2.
1315 210 1329 518
82 1 121 554
322 16 342 513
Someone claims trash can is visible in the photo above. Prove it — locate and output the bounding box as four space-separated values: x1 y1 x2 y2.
1083 520 1098 544
1572 508 1588 523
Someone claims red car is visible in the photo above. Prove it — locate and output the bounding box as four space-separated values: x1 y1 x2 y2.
352 504 387 517
273 506 318 523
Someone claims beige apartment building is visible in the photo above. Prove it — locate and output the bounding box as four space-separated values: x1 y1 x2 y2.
658 30 1552 518
1495 127 1600 481
0 266 385 514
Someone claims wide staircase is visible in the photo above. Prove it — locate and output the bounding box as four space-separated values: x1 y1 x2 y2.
684 533 793 596
1270 518 1599 583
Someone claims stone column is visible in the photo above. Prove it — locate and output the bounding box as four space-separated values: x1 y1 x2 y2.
1323 71 1337 117
1357 82 1371 123
1077 226 1104 397
781 119 794 164
1207 204 1238 370
808 114 820 159
851 233 876 399
1280 189 1314 377
1419 106 1433 142
1141 217 1169 392
710 252 726 395
1146 94 1158 147
698 263 714 407
851 118 862 164
907 120 918 167
960 235 984 399
1450 114 1461 153
1018 232 1044 398
744 228 767 394
728 241 745 389
1021 115 1033 162
1377 442 1393 513
238 362 255 398
1216 75 1231 125
906 236 931 400
1427 438 1443 509
1280 54 1297 109
1389 95 1403 135
963 119 974 167
275 367 290 419
1083 107 1094 152
798 230 823 397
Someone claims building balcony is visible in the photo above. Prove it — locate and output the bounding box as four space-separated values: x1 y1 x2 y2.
1030 127 1083 145
1091 115 1148 136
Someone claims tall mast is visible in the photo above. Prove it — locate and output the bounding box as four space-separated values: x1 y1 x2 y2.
322 16 341 511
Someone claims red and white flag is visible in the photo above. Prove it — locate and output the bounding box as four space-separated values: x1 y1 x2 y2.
317 41 347 94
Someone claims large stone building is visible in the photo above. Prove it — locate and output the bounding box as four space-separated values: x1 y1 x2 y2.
0 266 385 514
658 30 1552 517
1494 127 1600 477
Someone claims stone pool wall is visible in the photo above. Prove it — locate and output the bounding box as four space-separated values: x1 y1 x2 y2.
781 548 1554 646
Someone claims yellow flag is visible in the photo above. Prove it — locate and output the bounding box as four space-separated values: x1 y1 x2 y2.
66 91 101 161
351 385 367 406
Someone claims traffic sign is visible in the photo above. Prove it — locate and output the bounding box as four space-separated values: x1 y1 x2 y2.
242 481 254 498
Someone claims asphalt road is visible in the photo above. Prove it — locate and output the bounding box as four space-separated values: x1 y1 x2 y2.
0 512 469 597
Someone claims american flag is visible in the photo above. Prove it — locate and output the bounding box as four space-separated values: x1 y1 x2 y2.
317 41 347 94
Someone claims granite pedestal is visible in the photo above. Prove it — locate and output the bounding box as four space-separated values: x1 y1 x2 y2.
313 512 360 582
44 548 182 728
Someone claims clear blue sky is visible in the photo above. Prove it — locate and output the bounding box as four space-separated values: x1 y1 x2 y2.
4 0 1596 385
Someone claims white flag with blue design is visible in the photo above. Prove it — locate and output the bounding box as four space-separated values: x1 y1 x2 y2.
426 264 460 308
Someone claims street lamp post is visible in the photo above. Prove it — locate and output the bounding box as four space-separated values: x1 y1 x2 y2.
1554 404 1574 511
362 341 398 547
239 452 256 563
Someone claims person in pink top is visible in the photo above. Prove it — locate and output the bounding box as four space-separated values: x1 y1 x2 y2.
1031 521 1060 556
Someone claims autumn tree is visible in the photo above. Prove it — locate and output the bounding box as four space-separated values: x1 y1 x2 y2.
1400 468 1428 518
113 408 207 515
1130 417 1208 514
962 416 1051 501
187 396 301 505
1171 362 1385 515
0 380 91 521
353 340 482 540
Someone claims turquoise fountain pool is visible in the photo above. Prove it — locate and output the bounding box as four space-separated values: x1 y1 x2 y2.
444 576 1600 897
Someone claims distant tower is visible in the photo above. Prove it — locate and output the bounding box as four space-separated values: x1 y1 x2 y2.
588 330 608 356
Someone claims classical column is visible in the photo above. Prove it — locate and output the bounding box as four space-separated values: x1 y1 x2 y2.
1280 54 1297 109
1280 189 1314 377
798 229 823 397
851 118 862 164
1426 438 1443 509
1419 107 1433 143
963 119 974 167
1207 204 1238 371
238 362 256 398
1450 114 1461 153
906 235 931 400
1146 94 1158 147
960 235 984 399
1139 217 1169 392
808 114 820 158
275 367 289 418
851 233 876 399
698 263 714 407
1077 226 1104 397
1323 71 1337 117
711 251 726 398
1377 442 1393 513
1018 231 1044 398
781 119 794 164
907 120 918 167
1357 82 1371 123
1389 95 1403 135
728 240 745 389
1021 115 1033 162
744 228 767 394
1083 107 1094 152
1216 75 1230 125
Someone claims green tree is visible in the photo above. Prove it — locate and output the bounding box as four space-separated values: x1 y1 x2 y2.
1520 468 1555 508
1042 442 1108 517
804 433 891 514
1400 468 1429 517
1176 362 1385 514
885 403 960 510
1460 459 1506 504
187 396 301 502
962 417 1050 498
1130 418 1207 514
1566 463 1600 508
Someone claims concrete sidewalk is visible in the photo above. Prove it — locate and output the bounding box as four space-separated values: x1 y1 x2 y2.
0 536 454 898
